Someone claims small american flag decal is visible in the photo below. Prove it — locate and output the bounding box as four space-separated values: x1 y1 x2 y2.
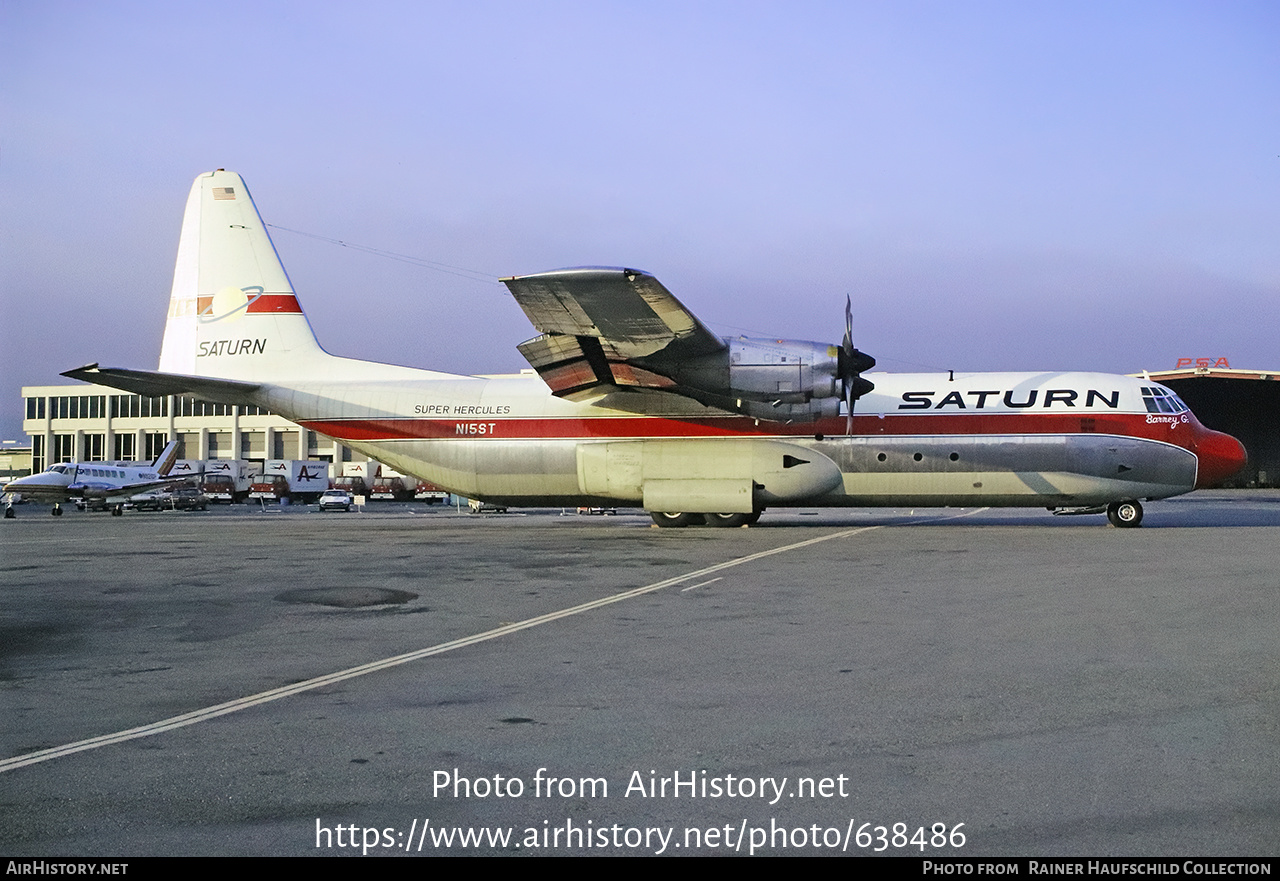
212 187 236 200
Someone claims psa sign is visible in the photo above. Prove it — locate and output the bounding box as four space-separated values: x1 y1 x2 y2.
1175 357 1230 369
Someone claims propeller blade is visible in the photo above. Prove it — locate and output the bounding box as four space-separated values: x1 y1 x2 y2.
843 295 853 354
838 294 875 436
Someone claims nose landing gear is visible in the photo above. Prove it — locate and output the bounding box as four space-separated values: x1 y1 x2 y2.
1106 500 1143 528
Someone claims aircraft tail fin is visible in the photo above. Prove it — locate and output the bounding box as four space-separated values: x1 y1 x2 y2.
158 169 332 381
152 440 180 475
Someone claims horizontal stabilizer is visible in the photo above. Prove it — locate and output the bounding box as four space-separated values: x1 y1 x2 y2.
61 364 262 406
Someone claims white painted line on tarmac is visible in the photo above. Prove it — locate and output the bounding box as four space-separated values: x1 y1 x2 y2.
2 514 985 773
681 576 723 592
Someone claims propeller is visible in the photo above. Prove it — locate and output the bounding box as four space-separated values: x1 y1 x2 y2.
838 295 876 435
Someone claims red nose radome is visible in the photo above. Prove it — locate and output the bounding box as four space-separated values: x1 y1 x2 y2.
1195 428 1248 488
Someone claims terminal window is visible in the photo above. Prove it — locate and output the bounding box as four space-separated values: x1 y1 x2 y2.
144 433 169 461
113 433 137 461
52 395 105 420
52 434 75 464
111 395 169 418
176 396 231 417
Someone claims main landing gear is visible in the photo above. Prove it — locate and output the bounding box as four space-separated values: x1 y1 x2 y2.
1106 499 1143 528
650 511 763 528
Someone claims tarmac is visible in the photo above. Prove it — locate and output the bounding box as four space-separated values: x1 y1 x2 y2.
2 491 1278 856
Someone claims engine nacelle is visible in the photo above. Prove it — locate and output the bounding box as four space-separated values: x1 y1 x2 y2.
657 334 870 423
727 337 841 403
672 337 843 405
72 484 109 499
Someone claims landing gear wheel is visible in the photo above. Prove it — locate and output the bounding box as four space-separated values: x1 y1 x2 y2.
650 512 702 528
704 513 751 528
111 504 124 517
52 505 63 517
1106 500 1143 528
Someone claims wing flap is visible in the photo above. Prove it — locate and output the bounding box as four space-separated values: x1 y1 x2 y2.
517 333 681 397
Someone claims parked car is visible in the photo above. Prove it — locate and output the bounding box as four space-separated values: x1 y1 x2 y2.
171 487 208 511
318 489 353 512
124 485 206 512
127 489 169 511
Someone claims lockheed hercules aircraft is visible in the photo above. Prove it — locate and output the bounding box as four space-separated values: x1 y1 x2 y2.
63 170 1245 527
4 441 181 517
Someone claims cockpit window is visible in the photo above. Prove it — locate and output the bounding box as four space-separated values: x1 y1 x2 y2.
50 464 67 474
1141 386 1188 414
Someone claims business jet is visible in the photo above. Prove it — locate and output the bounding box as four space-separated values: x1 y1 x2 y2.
61 170 1245 528
3 441 181 517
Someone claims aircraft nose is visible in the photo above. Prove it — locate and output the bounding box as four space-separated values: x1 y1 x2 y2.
1195 428 1247 488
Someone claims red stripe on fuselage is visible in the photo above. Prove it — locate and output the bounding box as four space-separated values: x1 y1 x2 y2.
297 411 1207 451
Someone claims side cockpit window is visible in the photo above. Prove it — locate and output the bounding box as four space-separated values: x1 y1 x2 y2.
1141 386 1188 414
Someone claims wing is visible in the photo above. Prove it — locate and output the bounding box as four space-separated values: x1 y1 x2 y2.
502 267 726 398
117 476 191 497
65 475 192 505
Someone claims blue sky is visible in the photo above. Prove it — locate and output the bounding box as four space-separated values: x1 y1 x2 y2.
3 0 1277 442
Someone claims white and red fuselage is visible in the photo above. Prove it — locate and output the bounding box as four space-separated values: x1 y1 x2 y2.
266 368 1244 509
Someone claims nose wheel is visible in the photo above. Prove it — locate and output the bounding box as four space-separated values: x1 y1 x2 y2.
1106 500 1143 528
